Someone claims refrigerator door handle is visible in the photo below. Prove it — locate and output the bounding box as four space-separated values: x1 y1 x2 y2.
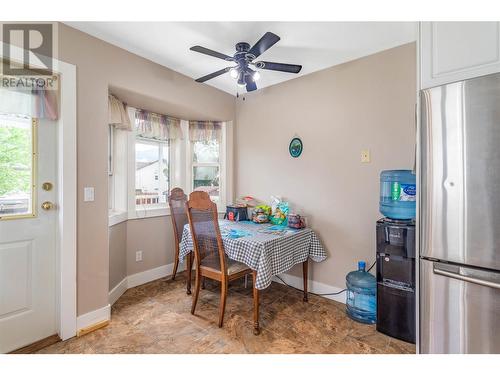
433 264 500 290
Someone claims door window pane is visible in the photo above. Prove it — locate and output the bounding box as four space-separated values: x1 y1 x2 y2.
0 114 34 218
193 166 219 199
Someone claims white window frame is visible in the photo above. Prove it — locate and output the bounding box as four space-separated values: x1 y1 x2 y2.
185 122 227 212
134 136 171 211
126 106 174 220
108 125 114 211
108 124 128 226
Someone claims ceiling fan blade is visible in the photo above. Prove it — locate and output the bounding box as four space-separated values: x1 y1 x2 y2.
247 32 280 59
195 67 231 83
245 75 257 92
190 46 233 61
257 61 302 74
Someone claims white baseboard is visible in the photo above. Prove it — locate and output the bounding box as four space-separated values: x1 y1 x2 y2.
108 277 128 306
107 261 186 306
272 273 346 305
105 262 343 311
127 262 185 288
76 304 111 331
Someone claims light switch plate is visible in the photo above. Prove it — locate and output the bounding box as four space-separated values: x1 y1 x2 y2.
361 150 371 163
136 251 143 262
84 187 95 202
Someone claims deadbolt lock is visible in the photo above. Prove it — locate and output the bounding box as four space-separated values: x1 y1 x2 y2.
42 182 53 191
41 201 55 210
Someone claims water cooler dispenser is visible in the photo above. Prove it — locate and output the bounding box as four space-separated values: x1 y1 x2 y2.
376 219 416 343
376 170 416 344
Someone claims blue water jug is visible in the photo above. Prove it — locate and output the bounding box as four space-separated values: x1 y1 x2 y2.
379 170 416 219
346 261 376 324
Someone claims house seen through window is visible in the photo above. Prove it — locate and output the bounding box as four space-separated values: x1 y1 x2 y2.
135 138 169 207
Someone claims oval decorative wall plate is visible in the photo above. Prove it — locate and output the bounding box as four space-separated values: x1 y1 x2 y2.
289 137 303 158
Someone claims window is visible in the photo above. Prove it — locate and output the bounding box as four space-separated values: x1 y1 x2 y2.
192 138 220 202
0 114 35 219
108 107 229 222
108 125 114 211
108 116 130 221
135 137 170 208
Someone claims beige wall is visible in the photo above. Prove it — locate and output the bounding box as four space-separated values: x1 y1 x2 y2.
234 43 416 289
58 24 236 315
108 217 176 293
108 216 177 292
108 222 127 290
126 216 176 276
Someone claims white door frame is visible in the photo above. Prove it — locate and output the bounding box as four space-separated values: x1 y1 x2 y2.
1 42 78 342
54 58 77 341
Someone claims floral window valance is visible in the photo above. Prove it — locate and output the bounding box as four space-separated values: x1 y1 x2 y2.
135 110 182 141
108 94 132 131
188 121 222 142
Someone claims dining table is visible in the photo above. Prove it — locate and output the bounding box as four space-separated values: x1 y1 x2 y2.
179 219 327 334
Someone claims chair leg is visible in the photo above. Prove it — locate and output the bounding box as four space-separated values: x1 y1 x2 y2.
201 277 206 289
218 279 228 328
171 254 179 281
191 270 201 315
186 252 193 295
244 274 248 288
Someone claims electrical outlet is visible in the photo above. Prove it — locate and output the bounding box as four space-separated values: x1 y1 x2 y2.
361 149 371 163
135 251 143 262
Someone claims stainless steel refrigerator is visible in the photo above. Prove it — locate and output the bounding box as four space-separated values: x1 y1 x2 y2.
420 72 500 354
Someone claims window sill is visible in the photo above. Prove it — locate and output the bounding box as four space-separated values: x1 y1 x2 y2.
128 206 171 220
109 210 128 227
110 207 226 226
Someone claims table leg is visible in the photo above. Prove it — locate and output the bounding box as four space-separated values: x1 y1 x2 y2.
302 259 309 302
186 252 193 295
252 270 260 335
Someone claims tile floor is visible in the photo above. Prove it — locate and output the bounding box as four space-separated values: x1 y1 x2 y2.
37 272 415 354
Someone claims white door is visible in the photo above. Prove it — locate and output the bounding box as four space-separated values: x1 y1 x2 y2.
0 114 57 353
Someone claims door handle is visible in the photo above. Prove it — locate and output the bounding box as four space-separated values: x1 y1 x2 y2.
41 201 55 211
413 103 417 174
434 267 500 290
42 182 53 191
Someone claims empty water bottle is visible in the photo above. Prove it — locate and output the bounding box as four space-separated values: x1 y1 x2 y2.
346 261 376 324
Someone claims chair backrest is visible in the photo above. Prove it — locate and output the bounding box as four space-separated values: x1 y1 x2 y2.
186 191 226 273
168 188 188 245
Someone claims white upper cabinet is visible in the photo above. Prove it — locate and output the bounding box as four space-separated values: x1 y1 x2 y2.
420 22 500 89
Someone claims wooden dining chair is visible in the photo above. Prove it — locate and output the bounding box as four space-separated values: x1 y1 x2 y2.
168 188 188 282
186 191 258 331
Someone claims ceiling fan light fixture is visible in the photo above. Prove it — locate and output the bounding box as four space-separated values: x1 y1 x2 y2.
190 32 301 93
229 67 239 79
237 71 246 87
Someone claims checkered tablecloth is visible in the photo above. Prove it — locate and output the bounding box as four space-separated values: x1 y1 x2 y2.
179 220 327 290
